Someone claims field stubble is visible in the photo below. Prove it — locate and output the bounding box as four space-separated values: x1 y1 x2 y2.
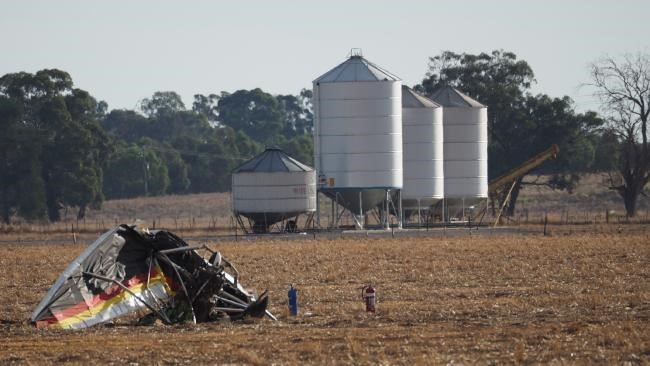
0 233 649 364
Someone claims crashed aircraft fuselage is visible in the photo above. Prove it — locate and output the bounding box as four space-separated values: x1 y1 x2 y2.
31 224 274 329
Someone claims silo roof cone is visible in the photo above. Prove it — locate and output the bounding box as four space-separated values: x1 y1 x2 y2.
314 54 401 83
428 85 485 108
402 86 441 108
233 148 313 173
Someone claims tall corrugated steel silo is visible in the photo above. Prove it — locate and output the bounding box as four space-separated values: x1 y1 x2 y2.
232 148 316 233
401 86 444 219
429 86 488 213
313 50 402 229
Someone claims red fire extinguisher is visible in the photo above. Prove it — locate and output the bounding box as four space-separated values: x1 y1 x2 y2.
362 284 376 312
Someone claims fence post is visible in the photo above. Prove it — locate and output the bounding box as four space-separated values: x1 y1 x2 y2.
543 213 548 236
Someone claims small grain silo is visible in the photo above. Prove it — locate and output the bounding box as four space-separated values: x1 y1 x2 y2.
232 148 316 233
401 86 444 223
313 50 402 229
429 86 488 219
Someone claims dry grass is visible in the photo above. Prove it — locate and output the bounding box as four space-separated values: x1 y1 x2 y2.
519 173 650 216
2 173 650 236
0 192 234 235
0 231 649 364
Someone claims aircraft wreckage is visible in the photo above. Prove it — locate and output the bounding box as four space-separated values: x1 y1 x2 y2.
31 224 276 329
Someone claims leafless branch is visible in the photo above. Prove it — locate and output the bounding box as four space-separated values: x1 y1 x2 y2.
589 51 650 216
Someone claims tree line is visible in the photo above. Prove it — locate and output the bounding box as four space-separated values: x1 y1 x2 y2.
0 73 313 222
1 50 647 223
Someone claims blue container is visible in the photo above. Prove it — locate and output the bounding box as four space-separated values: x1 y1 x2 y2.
288 285 298 316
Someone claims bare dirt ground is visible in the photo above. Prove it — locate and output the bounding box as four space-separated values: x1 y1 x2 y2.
1 231 649 365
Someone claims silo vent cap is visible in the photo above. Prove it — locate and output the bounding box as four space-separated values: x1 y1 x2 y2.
349 48 363 58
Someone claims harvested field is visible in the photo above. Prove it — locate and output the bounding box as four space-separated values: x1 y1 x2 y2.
0 231 649 364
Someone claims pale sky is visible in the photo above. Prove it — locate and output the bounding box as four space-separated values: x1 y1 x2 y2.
1 0 648 112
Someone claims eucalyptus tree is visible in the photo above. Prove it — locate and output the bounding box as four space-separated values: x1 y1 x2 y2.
0 69 110 221
589 52 650 216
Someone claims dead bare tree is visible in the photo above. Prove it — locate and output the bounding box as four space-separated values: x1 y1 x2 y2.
589 52 650 217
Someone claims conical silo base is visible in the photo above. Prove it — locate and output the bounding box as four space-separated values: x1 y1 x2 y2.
237 211 305 233
401 198 443 224
322 189 387 215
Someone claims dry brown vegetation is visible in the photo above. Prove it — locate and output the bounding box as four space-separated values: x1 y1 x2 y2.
2 173 649 238
1 231 649 364
519 173 650 218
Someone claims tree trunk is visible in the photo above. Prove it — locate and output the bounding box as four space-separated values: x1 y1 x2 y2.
622 184 639 217
45 186 61 222
1 203 9 224
0 188 9 224
77 205 86 220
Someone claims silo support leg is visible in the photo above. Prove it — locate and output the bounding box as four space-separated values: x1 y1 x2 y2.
316 191 321 229
398 189 403 229
331 195 336 229
235 214 249 234
356 191 364 230
334 192 342 228
384 189 390 230
304 212 315 230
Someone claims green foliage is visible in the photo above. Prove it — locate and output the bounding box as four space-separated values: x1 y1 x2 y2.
277 89 313 137
150 110 212 141
1 68 313 221
216 88 285 144
139 91 186 117
101 109 150 142
277 134 314 166
0 96 47 222
591 129 620 172
0 69 110 222
155 142 191 194
103 143 169 199
192 93 219 123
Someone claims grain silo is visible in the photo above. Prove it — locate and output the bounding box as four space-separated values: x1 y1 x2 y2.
313 50 402 229
232 148 316 233
429 85 488 218
401 86 444 223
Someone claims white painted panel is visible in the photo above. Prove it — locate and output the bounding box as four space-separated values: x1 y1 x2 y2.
234 198 317 213
319 116 396 135
319 133 402 154
444 124 488 143
403 178 445 199
442 107 487 125
444 160 488 178
403 124 436 143
319 98 401 118
402 108 439 125
404 143 444 158
403 161 441 179
322 170 403 189
444 178 488 198
442 105 488 198
314 79 402 190
317 81 400 100
320 152 402 172
402 104 444 199
444 142 488 160
232 171 317 213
